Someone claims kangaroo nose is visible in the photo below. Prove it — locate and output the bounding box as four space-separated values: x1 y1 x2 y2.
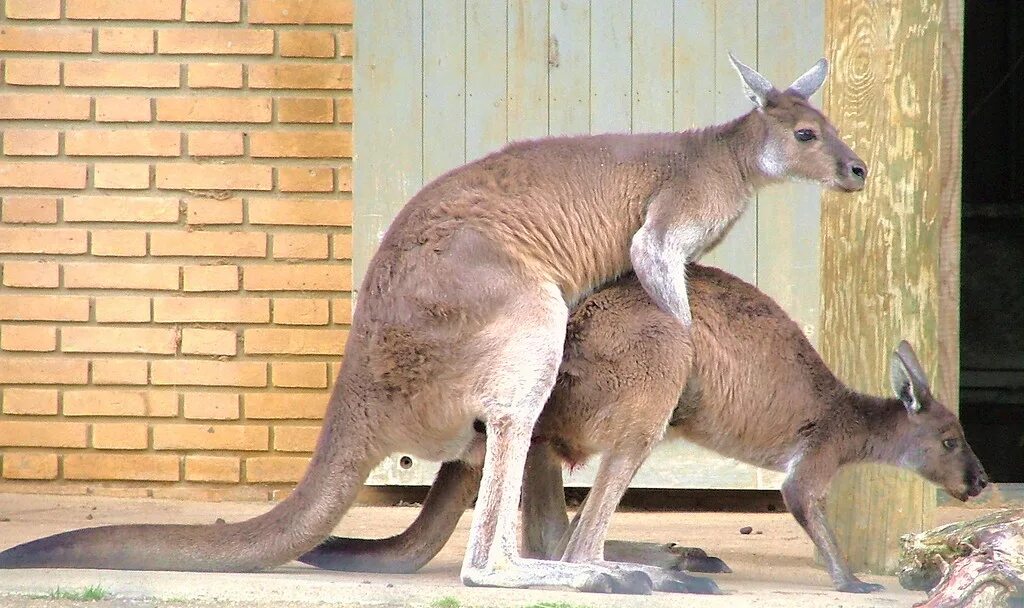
849 160 867 181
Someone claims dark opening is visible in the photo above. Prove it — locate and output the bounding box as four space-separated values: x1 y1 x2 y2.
960 2 1024 483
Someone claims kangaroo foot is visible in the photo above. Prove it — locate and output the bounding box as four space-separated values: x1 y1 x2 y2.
462 558 653 595
604 540 732 573
836 578 885 593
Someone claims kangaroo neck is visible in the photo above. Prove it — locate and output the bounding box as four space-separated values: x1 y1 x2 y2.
830 391 909 466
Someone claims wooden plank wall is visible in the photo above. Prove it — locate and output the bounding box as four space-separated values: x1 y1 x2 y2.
355 0 826 487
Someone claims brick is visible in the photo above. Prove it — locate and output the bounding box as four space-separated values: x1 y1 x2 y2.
331 298 352 324
64 390 176 416
332 232 352 258
159 29 273 54
180 328 236 356
2 130 59 156
186 63 242 89
244 392 325 419
0 163 87 190
2 453 58 480
1 197 58 224
185 198 242 224
244 328 347 355
185 0 240 22
337 96 353 123
339 30 353 57
1 326 56 352
153 423 268 450
182 392 239 419
150 231 266 257
273 298 329 325
65 61 179 88
184 455 239 482
64 196 178 223
96 96 152 122
246 456 309 483
62 326 177 354
0 27 92 52
251 132 349 158
98 28 155 54
0 94 90 120
151 360 267 387
153 296 268 322
0 421 87 447
0 227 87 253
279 31 335 58
272 362 327 388
95 296 151 322
91 229 148 256
93 163 151 189
274 425 320 452
91 359 148 385
182 264 239 292
66 130 180 157
337 166 352 192
92 423 148 449
64 454 179 482
66 0 182 20
2 261 59 288
243 264 350 291
156 164 271 191
0 295 89 321
248 64 351 90
156 97 271 122
5 0 61 19
249 0 352 24
188 131 243 157
278 167 333 192
65 263 178 290
248 198 351 226
272 233 329 260
2 389 58 415
4 59 60 86
277 98 333 124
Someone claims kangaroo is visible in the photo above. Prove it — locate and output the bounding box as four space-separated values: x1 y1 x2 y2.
0 56 865 596
302 265 988 594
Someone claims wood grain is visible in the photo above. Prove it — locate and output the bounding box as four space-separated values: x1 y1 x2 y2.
821 0 957 575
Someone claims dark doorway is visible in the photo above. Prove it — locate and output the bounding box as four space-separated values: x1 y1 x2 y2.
960 1 1024 483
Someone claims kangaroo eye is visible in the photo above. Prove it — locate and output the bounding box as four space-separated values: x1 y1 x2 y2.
942 438 959 451
794 129 817 142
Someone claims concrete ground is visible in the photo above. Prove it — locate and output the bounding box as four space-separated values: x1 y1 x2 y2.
0 492 999 607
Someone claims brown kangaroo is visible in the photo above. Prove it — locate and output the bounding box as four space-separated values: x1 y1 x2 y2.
0 56 865 595
302 265 988 594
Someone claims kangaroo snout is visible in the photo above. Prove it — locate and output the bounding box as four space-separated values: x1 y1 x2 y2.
838 158 868 191
966 468 989 498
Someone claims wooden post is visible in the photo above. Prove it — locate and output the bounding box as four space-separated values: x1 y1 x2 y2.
820 0 963 575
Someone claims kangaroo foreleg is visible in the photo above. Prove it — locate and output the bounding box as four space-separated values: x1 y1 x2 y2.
298 460 481 573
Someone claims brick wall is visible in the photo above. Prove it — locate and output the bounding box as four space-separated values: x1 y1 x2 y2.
0 0 354 501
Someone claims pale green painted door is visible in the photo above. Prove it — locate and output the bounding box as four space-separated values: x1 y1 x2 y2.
355 0 824 489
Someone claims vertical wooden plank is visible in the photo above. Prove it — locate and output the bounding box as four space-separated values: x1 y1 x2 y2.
673 0 716 131
423 0 467 184
700 0 757 283
507 0 550 141
631 0 674 132
466 2 509 159
822 0 949 574
590 0 632 133
352 0 423 290
755 0 824 345
547 0 590 136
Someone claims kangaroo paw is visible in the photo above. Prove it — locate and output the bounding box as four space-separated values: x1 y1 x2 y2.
836 579 885 593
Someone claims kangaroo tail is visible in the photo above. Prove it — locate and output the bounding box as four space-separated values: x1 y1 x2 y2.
0 378 380 572
298 460 481 573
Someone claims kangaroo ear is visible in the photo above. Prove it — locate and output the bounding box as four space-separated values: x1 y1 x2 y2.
786 58 828 99
890 340 930 414
728 52 774 108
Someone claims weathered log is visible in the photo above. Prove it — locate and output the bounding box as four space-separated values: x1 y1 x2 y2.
898 508 1024 607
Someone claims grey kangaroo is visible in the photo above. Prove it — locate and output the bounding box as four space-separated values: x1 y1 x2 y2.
0 56 866 595
302 265 988 594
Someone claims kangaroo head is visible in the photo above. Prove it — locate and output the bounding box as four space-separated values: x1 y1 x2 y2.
889 340 989 501
729 53 867 192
